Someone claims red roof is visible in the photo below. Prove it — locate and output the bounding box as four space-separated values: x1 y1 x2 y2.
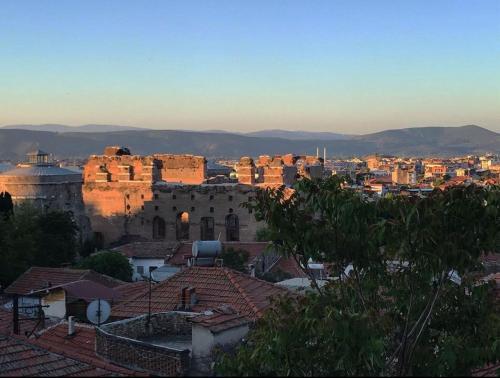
111 267 288 320
269 257 308 278
5 267 124 296
0 307 48 337
190 306 250 333
114 281 150 299
30 322 140 376
0 335 111 376
31 280 120 302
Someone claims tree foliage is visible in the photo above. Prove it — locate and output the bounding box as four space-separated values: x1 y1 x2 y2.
217 178 500 376
220 247 250 273
0 192 13 219
75 251 133 282
0 204 78 287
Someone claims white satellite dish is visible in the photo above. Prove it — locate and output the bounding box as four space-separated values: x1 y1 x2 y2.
86 299 111 325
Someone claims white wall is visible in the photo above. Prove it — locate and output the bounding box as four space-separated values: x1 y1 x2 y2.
191 323 250 374
130 258 165 281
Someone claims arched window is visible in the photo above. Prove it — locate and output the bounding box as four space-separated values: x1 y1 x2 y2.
225 214 239 241
176 212 190 240
153 216 166 240
200 217 215 240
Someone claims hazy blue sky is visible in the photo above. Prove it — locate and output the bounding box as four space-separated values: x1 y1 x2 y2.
1 0 499 133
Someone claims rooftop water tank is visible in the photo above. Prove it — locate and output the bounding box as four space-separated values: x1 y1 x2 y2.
192 240 222 258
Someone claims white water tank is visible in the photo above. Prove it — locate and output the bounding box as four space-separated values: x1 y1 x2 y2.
192 240 222 258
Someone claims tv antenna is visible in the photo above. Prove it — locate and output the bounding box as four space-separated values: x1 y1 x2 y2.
86 299 111 326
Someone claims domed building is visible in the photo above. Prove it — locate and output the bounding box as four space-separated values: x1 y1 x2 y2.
0 150 90 240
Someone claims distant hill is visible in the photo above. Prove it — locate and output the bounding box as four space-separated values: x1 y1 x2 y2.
0 125 497 161
1 124 147 133
246 129 353 140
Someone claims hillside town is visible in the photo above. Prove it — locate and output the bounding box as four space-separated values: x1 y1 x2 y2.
0 146 499 376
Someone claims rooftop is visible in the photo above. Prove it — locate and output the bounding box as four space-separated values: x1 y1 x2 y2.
30 322 140 375
0 165 82 177
0 335 111 376
111 266 288 320
5 267 124 296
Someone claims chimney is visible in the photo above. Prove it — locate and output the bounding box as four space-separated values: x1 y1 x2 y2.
68 316 75 336
188 287 197 307
180 286 188 309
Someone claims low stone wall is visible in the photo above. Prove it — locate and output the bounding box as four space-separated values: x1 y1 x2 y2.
96 312 194 376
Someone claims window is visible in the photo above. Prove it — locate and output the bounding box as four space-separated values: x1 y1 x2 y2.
141 194 144 199
229 208 234 213
200 217 215 240
209 195 214 200
172 206 177 211
191 194 195 200
176 212 190 240
172 194 176 200
137 266 144 275
141 205 144 210
153 216 166 240
225 214 240 241
191 206 195 212
228 195 233 201
210 207 214 213
155 206 159 211
126 194 130 199
154 193 159 200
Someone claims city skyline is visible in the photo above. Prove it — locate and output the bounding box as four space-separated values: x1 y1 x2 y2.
1 0 499 133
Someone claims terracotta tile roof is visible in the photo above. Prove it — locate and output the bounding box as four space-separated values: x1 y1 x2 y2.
5 267 124 296
30 322 141 376
114 281 150 299
190 306 250 333
111 267 288 320
112 241 179 259
0 307 38 337
0 335 111 376
269 257 308 278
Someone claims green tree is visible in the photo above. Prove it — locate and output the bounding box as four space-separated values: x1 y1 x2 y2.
0 204 79 287
255 227 272 242
76 251 133 282
0 192 13 219
217 178 500 376
220 247 250 273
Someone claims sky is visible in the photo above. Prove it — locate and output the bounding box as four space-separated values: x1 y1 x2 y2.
0 0 499 133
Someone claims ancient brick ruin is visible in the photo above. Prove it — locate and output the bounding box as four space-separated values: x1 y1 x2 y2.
83 147 261 246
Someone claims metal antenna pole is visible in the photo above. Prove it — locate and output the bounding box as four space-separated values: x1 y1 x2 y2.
147 269 152 328
97 299 101 327
13 295 19 335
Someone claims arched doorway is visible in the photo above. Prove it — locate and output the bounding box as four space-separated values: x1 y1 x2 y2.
225 214 239 241
200 217 215 240
176 212 190 240
153 216 166 240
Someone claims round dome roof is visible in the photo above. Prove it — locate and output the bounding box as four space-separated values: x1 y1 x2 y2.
0 165 81 177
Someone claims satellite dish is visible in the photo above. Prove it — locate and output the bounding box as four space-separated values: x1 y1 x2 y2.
86 299 111 325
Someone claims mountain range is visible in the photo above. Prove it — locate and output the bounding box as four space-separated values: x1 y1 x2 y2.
0 125 497 161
